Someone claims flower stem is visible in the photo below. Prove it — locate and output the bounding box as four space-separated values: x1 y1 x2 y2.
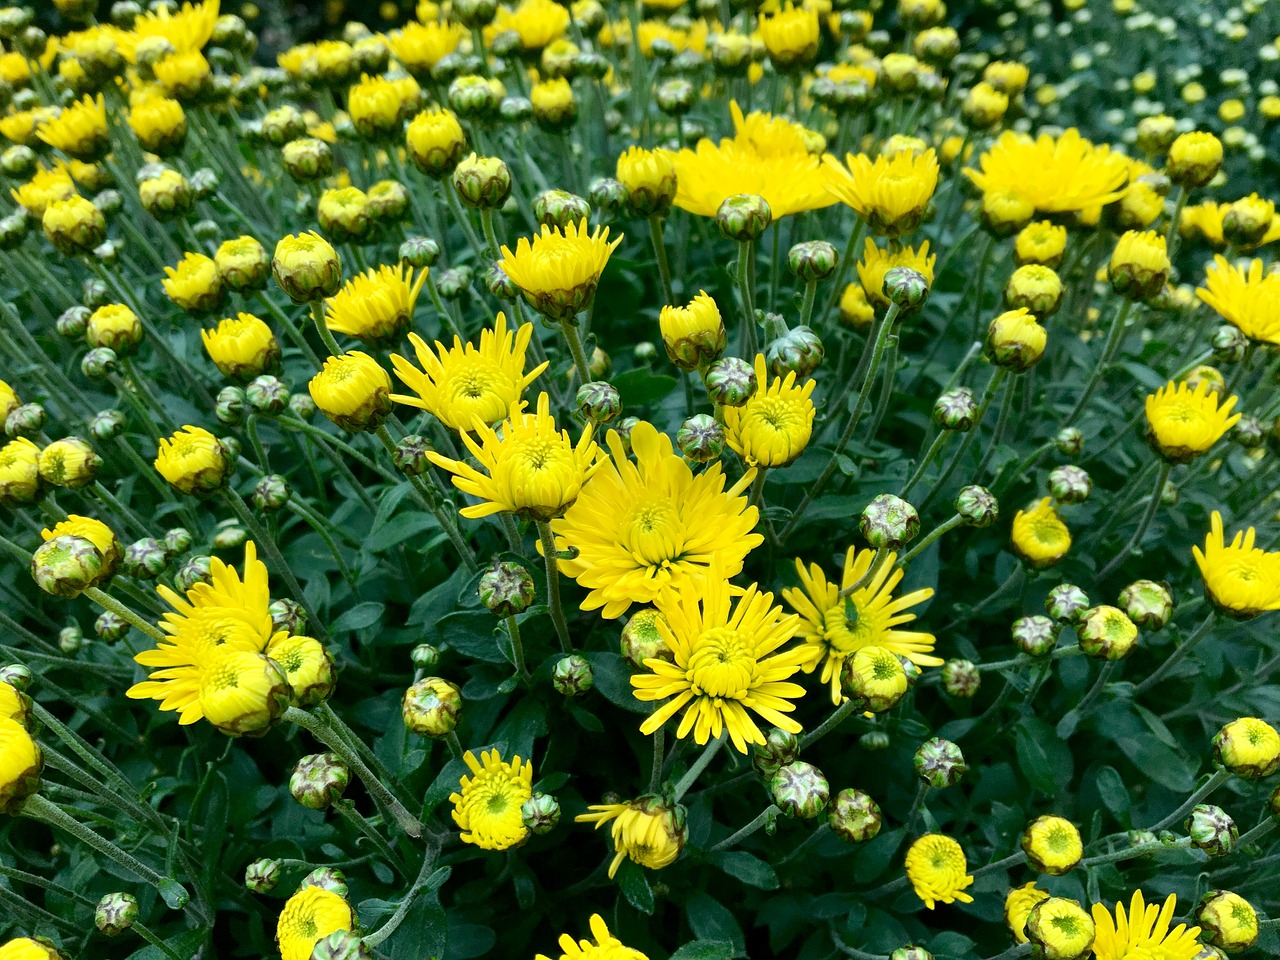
1097 461 1172 582
919 366 1008 512
899 429 953 499
363 840 441 948
535 520 572 652
895 514 965 569
797 277 818 331
561 320 592 389
648 215 675 305
1150 767 1232 832
1081 835 1192 867
1062 298 1134 426
709 805 779 853
308 299 344 357
802 697 862 748
673 732 727 800
734 238 758 358
648 721 665 792
332 799 409 877
134 922 186 960
1131 611 1217 696
82 587 166 644
505 615 532 682
1165 185 1188 258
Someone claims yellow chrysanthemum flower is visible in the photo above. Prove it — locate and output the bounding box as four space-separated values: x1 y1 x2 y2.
1021 815 1082 875
0 716 41 815
0 680 28 727
201 313 280 380
497 219 622 322
1010 498 1071 568
1214 717 1280 778
904 834 974 909
1180 201 1229 248
631 571 808 753
856 238 936 308
323 263 425 344
41 515 121 573
550 421 763 619
576 795 687 878
965 128 1130 218
154 425 229 495
486 0 569 50
1192 511 1280 619
198 648 291 737
1091 891 1201 960
390 312 547 431
1006 883 1050 943
782 546 939 704
536 913 649 960
428 393 599 520
759 3 820 68
163 252 224 313
36 94 108 161
1196 255 1280 346
276 887 354 960
722 354 816 468
1144 379 1240 463
824 148 939 236
11 164 77 218
387 20 466 73
449 748 534 850
267 634 335 709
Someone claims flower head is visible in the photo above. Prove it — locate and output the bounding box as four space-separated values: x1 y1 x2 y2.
659 291 727 369
550 421 762 618
41 515 121 575
118 0 219 60
198 649 291 736
1011 498 1071 568
488 0 570 50
576 796 687 878
1197 255 1280 346
758 4 820 68
37 94 108 161
390 312 547 431
428 393 598 520
498 219 622 322
0 716 42 815
324 263 426 344
1091 891 1201 960
1021 815 1082 875
273 231 343 304
449 748 534 850
276 887 353 960
1006 883 1050 943
1145 379 1240 463
163 252 224 314
631 571 808 753
388 20 466 74
856 238 936 308
0 437 42 506
722 355 816 467
783 546 938 704
965 129 1130 219
309 352 394 432
1192 511 1280 619
11 164 76 218
904 834 974 909
154 425 229 495
1027 898 1096 960
824 148 939 236
535 914 648 960
201 313 281 380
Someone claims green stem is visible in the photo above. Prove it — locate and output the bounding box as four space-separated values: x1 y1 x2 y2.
1165 185 1188 259
332 799 408 876
895 514 964 569
735 238 758 357
1097 461 1173 581
1131 612 1217 696
82 587 166 644
709 805 779 853
919 366 1008 512
1151 768 1232 833
505 615 531 682
480 207 502 262
133 922 186 960
801 697 862 748
899 429 953 499
673 732 727 800
648 215 676 305
309 299 344 357
648 721 665 792
561 320 591 388
1062 298 1134 425
363 841 441 948
797 277 818 331
536 520 572 652
1081 836 1192 867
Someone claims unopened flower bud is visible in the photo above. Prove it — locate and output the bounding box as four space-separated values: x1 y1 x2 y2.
216 386 246 425
1055 427 1083 457
765 324 824 379
1187 804 1237 856
6 403 44 439
95 892 138 936
827 788 882 843
311 929 372 960
1196 890 1258 952
269 598 307 636
933 387 977 430
514 791 563 838
676 414 724 462
752 726 799 779
391 434 432 475
175 555 212 592
57 306 91 339
914 737 965 788
82 346 118 380
453 154 512 209
122 538 167 579
860 494 919 549
290 753 349 810
788 240 838 282
1232 415 1265 449
95 610 129 642
770 760 829 818
282 137 334 182
716 193 772 242
1211 325 1248 364
955 485 998 527
59 625 85 654
408 644 440 672
620 608 673 671
575 381 621 425
436 266 472 300
883 266 930 312
246 375 289 415
213 519 247 550
399 236 440 268
478 561 536 617
1013 615 1058 655
1076 605 1138 660
1117 579 1172 630
1046 586 1090 625
889 948 933 960
841 645 908 711
300 867 347 898
552 654 594 697
941 659 980 698
1048 465 1091 504
533 189 590 229
403 677 462 737
163 527 192 555
703 356 757 407
588 177 628 215
251 474 291 512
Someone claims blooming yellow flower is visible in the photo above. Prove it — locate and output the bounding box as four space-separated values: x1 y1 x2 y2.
1213 717 1280 778
37 94 108 160
267 634 335 709
658 291 726 369
198 649 291 736
1181 201 1229 248
390 312 547 432
276 887 354 960
824 148 939 236
550 421 763 619
631 571 808 753
1091 891 1201 960
11 164 77 218
498 219 622 322
1006 883 1050 943
0 437 39 507
37 437 100 489
487 0 569 50
722 354 816 467
856 238 936 308
273 231 343 304
428 393 599 520
201 313 280 380
323 263 425 344
1010 498 1071 568
1192 511 1280 619
449 748 534 850
86 303 142 353
309 352 395 432
1197 890 1258 952
116 0 219 60
535 914 648 960
782 546 939 704
0 938 65 960
127 96 186 154
1197 255 1280 346
759 3 820 68
154 425 228 495
387 20 466 74
0 717 41 815
616 145 678 217
1144 380 1240 463
163 252 224 314
965 129 1130 218
406 107 468 176
839 283 875 327
576 796 687 878
904 834 974 909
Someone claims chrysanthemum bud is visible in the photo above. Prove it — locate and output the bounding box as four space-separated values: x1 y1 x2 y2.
752 726 800 780
0 664 32 692
300 867 348 897
435 266 472 301
399 237 441 270
826 787 882 843
1076 605 1138 660
861 730 891 751
1231 415 1264 449
173 555 212 593
390 434 431 475
245 375 289 415
1048 465 1091 504
251 474 290 513
703 356 757 407
0 213 29 251
520 792 560 834
552 654 594 697
1211 325 1248 364
478 561 536 618
42 195 106 256
588 177 628 215
6 403 44 439
453 154 512 210
889 947 933 960
620 608 673 671
1025 899 1095 960
317 187 373 244
766 324 824 379
955 485 998 527
273 232 342 303
986 308 1046 370
533 189 591 230
1054 427 1083 458
95 892 138 936
1020 815 1082 876
154 426 229 496
122 538 167 579
941 659 980 698
81 346 118 380
1109 230 1170 301
1196 890 1258 952
1 146 36 178
615 146 677 218
290 753 350 810
914 737 965 788
1011 614 1056 656
1113 579 1171 630
83 277 110 309
575 381 621 425
882 266 931 312
1005 264 1063 316
1167 131 1223 189
1212 717 1280 779
85 304 142 355
1136 115 1178 156
716 193 772 242
403 677 462 737
842 646 909 711
266 600 306 638
216 386 246 425
788 240 839 282
59 625 85 654
32 535 105 599
676 414 725 463
406 108 467 179
57 306 91 339
1041 588 1087 631
309 352 393 433
310 929 371 960
932 387 976 431
1187 804 1237 856
770 760 829 818
860 494 919 549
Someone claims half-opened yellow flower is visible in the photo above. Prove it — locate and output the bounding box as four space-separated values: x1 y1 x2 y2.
1091 891 1202 960
497 219 622 322
965 128 1129 218
486 0 570 50
1196 255 1280 346
722 354 816 467
824 147 939 236
449 748 533 851
277 887 353 960
324 263 426 344
1145 379 1240 463
535 913 649 960
1193 511 1280 619
36 94 108 160
1010 498 1070 568
576 796 686 879
905 834 974 909
856 238 936 308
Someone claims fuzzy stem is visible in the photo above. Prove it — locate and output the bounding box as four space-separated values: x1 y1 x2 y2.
535 520 573 652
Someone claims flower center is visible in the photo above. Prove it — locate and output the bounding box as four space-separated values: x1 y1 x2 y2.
624 497 683 566
687 626 757 699
750 396 803 433
821 599 878 654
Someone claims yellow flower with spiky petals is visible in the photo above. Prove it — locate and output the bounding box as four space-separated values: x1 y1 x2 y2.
115 0 220 61
782 546 939 704
0 717 41 816
635 19 710 56
486 0 569 50
1193 511 1280 620
759 3 820 68
36 94 108 161
550 421 763 619
449 748 534 850
722 354 816 467
856 237 936 308
0 937 66 960
823 148 939 236
154 425 229 495
1091 891 1201 960
905 834 974 909
390 312 547 431
428 392 599 521
197 648 291 737
1010 498 1071 568
964 128 1130 218
1196 255 1280 346
498 219 623 322
11 164 76 218
536 914 649 960
324 263 426 344
730 101 823 157
631 571 808 753
1144 379 1240 463
276 887 354 960
576 796 687 878
387 20 466 74
668 134 836 219
1181 201 1229 248
163 252 224 314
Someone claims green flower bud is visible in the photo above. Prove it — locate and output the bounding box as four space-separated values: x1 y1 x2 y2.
620 608 673 671
164 527 192 554
81 346 118 380
552 654 594 697
453 154 512 209
300 867 348 898
246 375 289 414
95 892 139 936
703 356 757 407
955 484 998 527
588 177 628 215
251 474 291 512
889 948 933 960
1013 614 1058 656
655 77 695 115
676 414 725 463
392 435 433 475
310 931 370 960
765 324 824 379
1 145 36 178
716 193 772 242
752 726 800 780
932 387 976 430
1186 804 1237 857
0 664 32 691
1055 427 1083 457
860 494 919 549
5 402 44 439
1232 415 1265 449
941 659 980 698
175 555 213 592
478 561 536 617
1118 580 1172 630
521 792 561 834
1045 584 1089 624
534 189 591 230
95 610 129 642
213 519 248 550
216 386 246 425
485 263 518 300
882 266 931 312
399 236 440 268
770 760 829 818
57 306 91 339
411 643 441 671
1076 605 1139 660
403 677 462 737
610 416 640 455
861 730 891 750
828 787 882 843
59 625 85 654
269 598 307 636
83 278 110 309
290 752 350 810
1048 465 1091 504
575 381 622 425
261 105 307 145
1211 324 1249 364
788 240 839 282
122 538 167 579
436 266 472 300
914 737 965 788
32 535 105 598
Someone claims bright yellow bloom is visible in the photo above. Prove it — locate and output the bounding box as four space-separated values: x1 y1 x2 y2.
37 94 108 160
839 283 875 327
324 263 426 344
308 352 394 432
116 0 219 60
577 796 687 878
497 219 622 322
163 252 224 313
1198 890 1258 952
0 717 41 815
904 834 974 909
153 50 212 99
201 313 280 380
37 437 99 489
0 437 40 506
1021 815 1082 875
1010 498 1071 568
487 0 569 50
856 238 936 308
965 129 1130 218
722 354 816 467
1027 898 1095 959
41 515 121 571
276 887 354 960
428 392 599 520
1145 379 1240 463
1214 717 1280 779
1197 255 1280 346
390 312 547 432
198 649 290 736
154 425 228 495
658 291 726 369
759 3 820 68
1091 891 1201 960
1180 201 1229 247
127 96 186 154
631 571 808 753
348 73 419 137
783 546 939 704
11 164 77 218
550 421 763 619
536 914 649 960
267 634 334 708
1192 511 1280 619
387 20 466 73
1006 883 1050 943
823 148 939 236
730 100 823 158
449 748 533 850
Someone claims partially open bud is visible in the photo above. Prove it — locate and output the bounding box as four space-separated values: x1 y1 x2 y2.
1024 898 1095 960
479 561 536 617
1076 605 1138 660
841 646 908 712
552 654 593 697
1196 890 1258 952
1021 815 1082 875
986 308 1046 370
616 146 677 218
1167 131 1223 189
42 195 105 255
154 425 229 496
1212 717 1280 780
770 760 829 818
406 108 467 179
860 494 918 549
828 788 882 843
1109 230 1170 301
453 153 512 209
1118 580 1172 630
403 677 462 737
273 232 342 303
0 716 41 813
38 437 101 489
659 291 726 370
309 352 393 432
1005 264 1063 316
1187 804 1237 856
620 609 673 671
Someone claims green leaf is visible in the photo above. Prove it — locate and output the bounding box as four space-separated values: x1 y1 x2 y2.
125 928 206 960
668 941 736 960
708 850 779 890
436 610 509 663
617 858 655 914
686 892 744 955
1095 766 1131 828
366 512 437 553
158 877 190 910
612 368 678 407
443 921 494 960
330 601 385 633
1015 716 1074 794
584 651 649 713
